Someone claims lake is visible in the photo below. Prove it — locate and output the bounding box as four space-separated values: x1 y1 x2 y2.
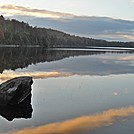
0 47 134 134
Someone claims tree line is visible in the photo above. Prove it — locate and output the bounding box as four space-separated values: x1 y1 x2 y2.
0 15 133 48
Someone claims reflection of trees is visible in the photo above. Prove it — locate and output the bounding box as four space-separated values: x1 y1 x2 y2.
0 47 132 73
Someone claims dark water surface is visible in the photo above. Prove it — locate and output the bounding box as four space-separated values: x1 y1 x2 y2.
0 47 134 134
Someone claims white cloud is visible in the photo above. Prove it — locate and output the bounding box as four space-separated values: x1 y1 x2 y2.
0 4 75 19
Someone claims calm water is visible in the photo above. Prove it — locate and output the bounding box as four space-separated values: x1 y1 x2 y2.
0 47 134 134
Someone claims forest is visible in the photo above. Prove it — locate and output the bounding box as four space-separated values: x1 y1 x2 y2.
0 15 134 48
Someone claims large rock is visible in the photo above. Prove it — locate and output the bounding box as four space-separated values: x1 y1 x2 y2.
0 94 33 121
0 76 33 106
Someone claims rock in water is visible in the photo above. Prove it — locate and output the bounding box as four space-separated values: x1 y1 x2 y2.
0 76 33 106
0 94 33 121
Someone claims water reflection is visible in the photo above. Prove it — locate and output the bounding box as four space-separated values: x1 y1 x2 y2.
0 47 106 73
0 94 33 121
1 47 134 134
0 71 72 82
0 47 133 74
10 106 134 134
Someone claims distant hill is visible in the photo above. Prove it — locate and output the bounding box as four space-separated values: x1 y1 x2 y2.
0 15 134 48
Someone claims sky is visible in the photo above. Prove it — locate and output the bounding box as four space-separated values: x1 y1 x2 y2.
0 0 134 20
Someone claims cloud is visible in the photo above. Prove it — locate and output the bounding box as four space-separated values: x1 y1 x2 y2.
102 55 134 61
0 4 75 19
113 91 119 96
91 31 134 41
0 71 72 82
130 0 134 4
9 106 134 134
118 34 134 40
116 56 134 61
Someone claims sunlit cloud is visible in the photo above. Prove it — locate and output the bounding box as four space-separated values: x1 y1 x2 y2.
116 56 134 61
117 33 134 41
0 4 75 19
9 106 134 134
103 55 134 61
0 71 72 82
98 55 134 61
92 32 134 41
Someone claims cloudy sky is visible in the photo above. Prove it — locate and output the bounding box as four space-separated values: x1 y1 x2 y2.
0 0 134 20
0 0 134 41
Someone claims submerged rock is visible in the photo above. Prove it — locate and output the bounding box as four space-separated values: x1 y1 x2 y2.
0 76 33 106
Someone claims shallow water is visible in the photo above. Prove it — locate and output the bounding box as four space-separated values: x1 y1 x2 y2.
0 48 134 134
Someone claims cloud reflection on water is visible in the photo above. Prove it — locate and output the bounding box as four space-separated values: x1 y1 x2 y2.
99 55 134 61
10 106 134 134
0 71 72 82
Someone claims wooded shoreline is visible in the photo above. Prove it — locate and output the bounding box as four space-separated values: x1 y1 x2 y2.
0 15 134 48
